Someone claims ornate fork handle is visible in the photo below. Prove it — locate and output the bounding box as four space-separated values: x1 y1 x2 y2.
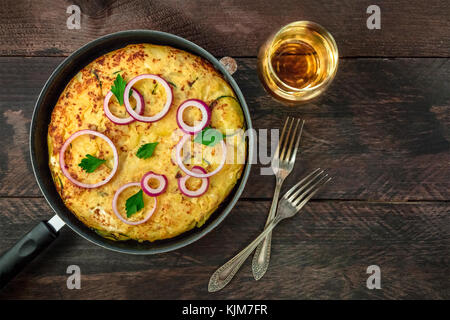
252 177 284 280
208 216 282 292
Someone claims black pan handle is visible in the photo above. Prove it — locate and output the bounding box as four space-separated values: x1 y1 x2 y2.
0 221 58 289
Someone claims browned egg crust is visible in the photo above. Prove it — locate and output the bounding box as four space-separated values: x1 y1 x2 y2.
48 44 246 242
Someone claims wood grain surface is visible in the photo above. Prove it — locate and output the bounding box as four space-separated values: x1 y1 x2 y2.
0 0 449 57
0 0 448 300
0 198 448 299
0 57 448 200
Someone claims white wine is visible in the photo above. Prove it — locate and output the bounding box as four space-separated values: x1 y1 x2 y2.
258 21 338 104
271 40 320 89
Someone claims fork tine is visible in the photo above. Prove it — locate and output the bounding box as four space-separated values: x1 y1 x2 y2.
284 118 300 162
285 169 325 203
295 177 332 210
272 117 290 164
292 174 329 207
279 117 294 161
289 119 304 164
283 168 321 199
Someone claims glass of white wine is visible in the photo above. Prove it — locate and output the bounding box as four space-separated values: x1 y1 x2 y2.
258 21 339 104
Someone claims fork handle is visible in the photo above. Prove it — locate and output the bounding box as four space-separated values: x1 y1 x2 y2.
208 216 282 292
252 178 283 280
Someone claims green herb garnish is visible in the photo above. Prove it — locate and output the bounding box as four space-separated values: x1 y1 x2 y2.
167 81 177 88
209 95 238 108
188 77 199 87
194 127 224 147
136 142 158 159
78 154 106 173
214 95 238 103
110 74 130 105
112 70 122 74
202 158 211 166
57 176 64 193
92 70 102 89
152 83 158 95
125 189 144 217
97 191 109 197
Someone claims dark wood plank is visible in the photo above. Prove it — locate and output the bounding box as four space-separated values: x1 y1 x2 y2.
0 198 448 299
0 0 449 57
0 57 448 200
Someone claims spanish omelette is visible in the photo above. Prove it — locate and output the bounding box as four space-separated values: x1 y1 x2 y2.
48 43 246 242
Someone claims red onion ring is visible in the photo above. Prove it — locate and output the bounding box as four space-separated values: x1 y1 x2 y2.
177 166 209 197
176 99 211 134
59 130 118 189
123 74 173 123
175 134 227 178
140 171 168 196
112 182 157 225
103 89 144 125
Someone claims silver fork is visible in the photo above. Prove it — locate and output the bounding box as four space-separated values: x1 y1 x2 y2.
208 169 330 292
252 117 304 280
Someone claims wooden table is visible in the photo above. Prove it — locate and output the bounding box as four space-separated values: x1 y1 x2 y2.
0 0 448 299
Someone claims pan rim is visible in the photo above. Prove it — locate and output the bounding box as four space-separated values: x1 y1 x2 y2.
30 30 254 255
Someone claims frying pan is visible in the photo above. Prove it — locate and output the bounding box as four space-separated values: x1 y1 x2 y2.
0 30 253 289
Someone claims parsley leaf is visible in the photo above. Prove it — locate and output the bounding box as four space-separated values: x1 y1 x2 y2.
125 189 144 217
78 154 106 173
194 127 224 147
110 74 128 105
136 142 158 159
